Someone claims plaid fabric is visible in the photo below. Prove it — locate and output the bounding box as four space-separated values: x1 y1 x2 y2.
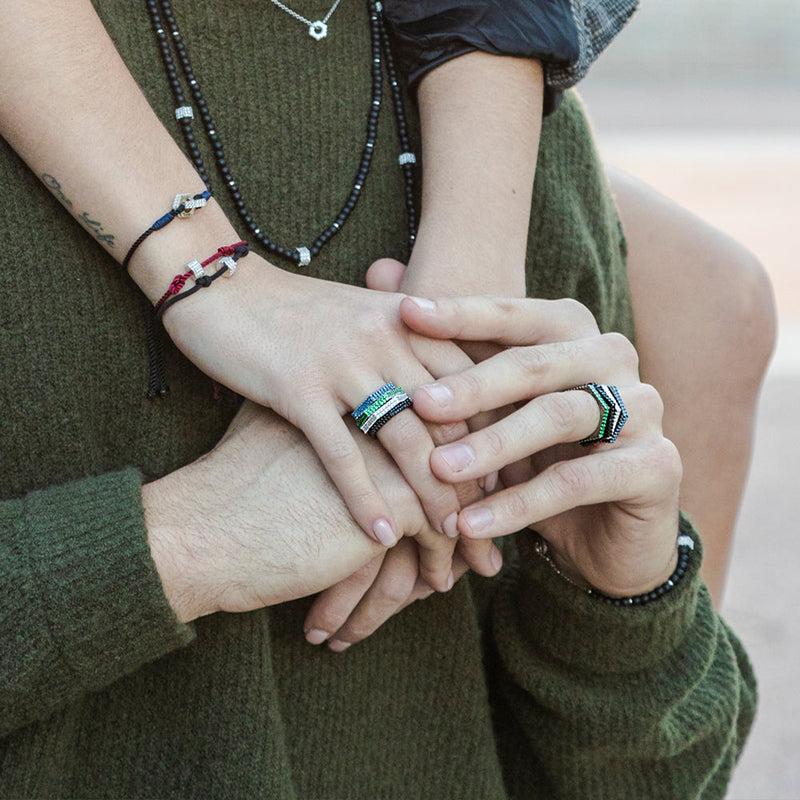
547 0 639 89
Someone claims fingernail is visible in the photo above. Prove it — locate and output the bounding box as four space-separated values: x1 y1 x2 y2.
443 511 460 538
406 296 437 312
373 518 398 547
446 571 455 591
420 383 452 407
328 639 352 653
438 443 475 473
461 506 493 534
485 471 499 494
305 628 329 645
490 546 503 573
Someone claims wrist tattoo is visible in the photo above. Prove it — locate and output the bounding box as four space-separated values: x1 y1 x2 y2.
78 211 116 247
40 173 116 248
40 173 73 209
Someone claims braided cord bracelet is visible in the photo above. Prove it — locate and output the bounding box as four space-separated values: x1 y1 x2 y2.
122 190 211 271
533 533 695 607
145 240 249 398
153 240 248 313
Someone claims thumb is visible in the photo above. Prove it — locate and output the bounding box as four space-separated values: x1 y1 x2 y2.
365 258 407 292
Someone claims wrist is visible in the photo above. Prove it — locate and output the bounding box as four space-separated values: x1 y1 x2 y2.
126 197 243 303
406 218 527 299
533 530 694 607
142 475 210 623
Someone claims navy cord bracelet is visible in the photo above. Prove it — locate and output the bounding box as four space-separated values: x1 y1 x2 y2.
122 189 211 271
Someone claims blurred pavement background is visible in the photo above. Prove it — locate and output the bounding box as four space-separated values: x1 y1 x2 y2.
577 1 800 797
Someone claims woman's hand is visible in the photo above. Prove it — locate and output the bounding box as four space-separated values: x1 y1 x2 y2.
159 257 500 589
298 261 511 651
401 295 683 598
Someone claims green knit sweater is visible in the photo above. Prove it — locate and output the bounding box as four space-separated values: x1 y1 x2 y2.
0 1 755 798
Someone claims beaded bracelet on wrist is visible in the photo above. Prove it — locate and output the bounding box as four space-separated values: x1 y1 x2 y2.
122 190 211 271
533 533 695 607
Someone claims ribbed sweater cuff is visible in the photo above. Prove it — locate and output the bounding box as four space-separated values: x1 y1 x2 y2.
514 515 703 673
11 469 195 691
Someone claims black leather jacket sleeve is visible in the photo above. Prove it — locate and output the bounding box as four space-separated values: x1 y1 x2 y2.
383 0 638 113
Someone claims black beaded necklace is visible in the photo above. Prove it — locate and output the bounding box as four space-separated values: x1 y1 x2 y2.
145 0 418 267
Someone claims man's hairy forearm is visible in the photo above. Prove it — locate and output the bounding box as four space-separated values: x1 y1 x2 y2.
406 52 544 298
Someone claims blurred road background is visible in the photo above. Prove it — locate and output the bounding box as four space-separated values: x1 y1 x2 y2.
578 1 799 797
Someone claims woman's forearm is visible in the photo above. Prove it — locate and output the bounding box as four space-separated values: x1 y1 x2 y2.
406 52 544 298
0 0 241 301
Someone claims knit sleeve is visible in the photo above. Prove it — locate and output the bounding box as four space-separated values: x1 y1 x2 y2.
0 468 195 738
383 0 638 112
485 517 757 799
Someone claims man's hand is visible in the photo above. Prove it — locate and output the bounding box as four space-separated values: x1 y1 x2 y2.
404 296 683 598
143 401 499 623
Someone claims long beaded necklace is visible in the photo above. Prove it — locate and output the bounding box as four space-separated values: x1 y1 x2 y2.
145 0 418 268
268 0 344 41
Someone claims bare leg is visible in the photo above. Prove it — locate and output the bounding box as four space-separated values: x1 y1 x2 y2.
609 167 776 607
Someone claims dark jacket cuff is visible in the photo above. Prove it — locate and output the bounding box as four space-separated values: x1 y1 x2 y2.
383 0 577 113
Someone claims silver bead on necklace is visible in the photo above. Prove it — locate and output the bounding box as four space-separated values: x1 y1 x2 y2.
268 0 344 40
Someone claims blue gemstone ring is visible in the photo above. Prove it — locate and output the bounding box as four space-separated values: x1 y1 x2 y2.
352 383 413 438
567 382 628 445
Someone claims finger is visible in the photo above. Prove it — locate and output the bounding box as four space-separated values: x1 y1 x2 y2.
458 437 681 540
412 333 639 424
405 524 457 592
301 406 400 547
304 554 385 645
346 387 462 591
408 333 499 441
456 537 503 577
370 386 463 538
365 258 407 292
326 539 420 650
400 296 600 346
430 389 605 483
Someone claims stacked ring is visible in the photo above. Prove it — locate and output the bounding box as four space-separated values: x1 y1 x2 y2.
352 382 413 438
568 382 628 445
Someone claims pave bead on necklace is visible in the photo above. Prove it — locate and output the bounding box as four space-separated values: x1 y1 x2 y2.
145 0 418 268
268 0 344 40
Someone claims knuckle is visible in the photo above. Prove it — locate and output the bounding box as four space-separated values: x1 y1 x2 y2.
379 575 413 606
455 368 487 405
429 420 469 447
357 307 395 339
501 490 533 523
651 437 683 485
601 332 639 372
480 424 508 459
636 383 665 423
508 345 550 379
344 619 377 642
549 459 590 499
556 298 597 331
323 436 360 469
541 391 578 434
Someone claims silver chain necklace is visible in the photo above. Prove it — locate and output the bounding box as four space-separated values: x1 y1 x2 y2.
268 0 344 40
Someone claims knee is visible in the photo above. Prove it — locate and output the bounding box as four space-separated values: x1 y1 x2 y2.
716 244 777 380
